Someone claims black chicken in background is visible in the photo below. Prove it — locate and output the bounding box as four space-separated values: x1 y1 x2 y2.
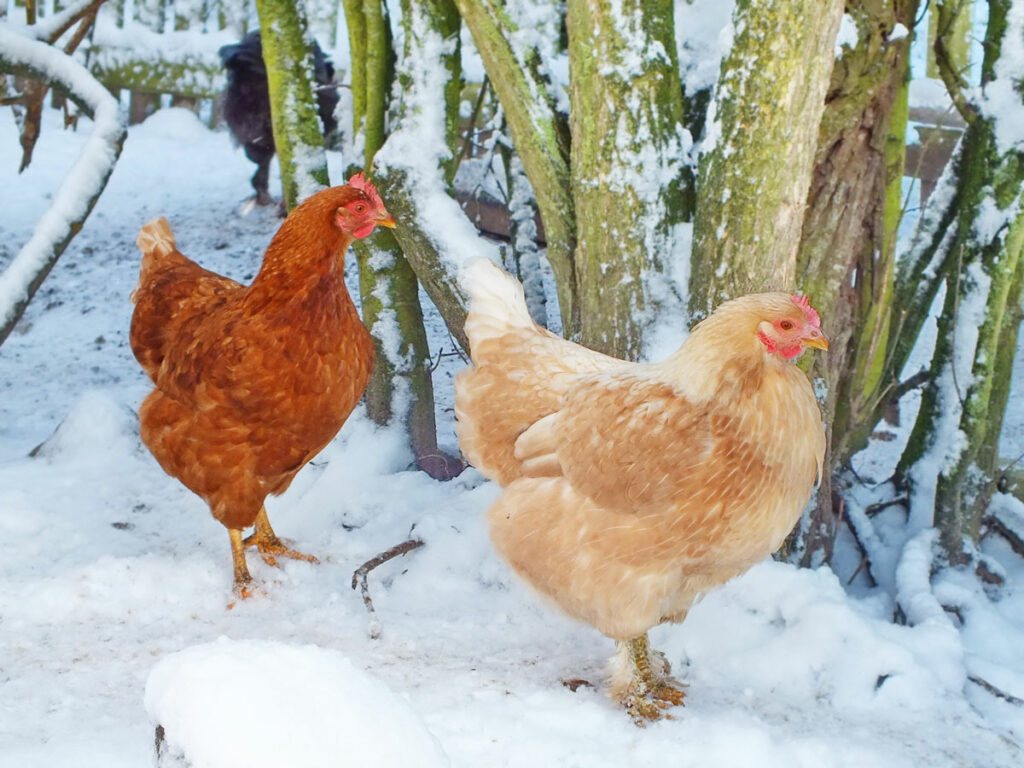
218 31 340 206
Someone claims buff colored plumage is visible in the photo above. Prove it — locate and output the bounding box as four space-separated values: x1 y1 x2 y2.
454 259 827 722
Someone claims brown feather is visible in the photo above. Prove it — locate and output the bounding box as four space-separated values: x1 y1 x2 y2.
131 186 381 532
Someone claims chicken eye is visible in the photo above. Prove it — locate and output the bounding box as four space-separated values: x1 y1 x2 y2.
352 203 367 214
779 320 794 331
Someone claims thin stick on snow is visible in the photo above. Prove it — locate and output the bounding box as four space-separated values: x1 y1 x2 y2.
968 675 1024 706
351 537 424 639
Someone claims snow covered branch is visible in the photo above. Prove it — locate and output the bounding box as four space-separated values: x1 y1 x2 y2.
374 0 503 353
0 23 127 346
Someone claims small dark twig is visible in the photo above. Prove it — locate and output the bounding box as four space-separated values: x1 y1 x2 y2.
968 675 1024 706
842 516 878 588
428 345 465 373
846 554 871 586
351 537 425 638
447 331 469 364
982 514 1024 558
455 77 490 174
888 370 931 403
864 496 909 517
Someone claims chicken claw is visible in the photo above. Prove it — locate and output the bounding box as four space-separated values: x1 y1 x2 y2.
242 506 319 568
614 634 686 725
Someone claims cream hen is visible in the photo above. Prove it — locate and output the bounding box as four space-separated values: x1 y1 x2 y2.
454 259 827 722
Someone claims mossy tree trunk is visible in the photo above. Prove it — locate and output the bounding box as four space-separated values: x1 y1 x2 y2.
458 0 690 358
689 0 844 318
898 0 1024 562
565 0 689 360
344 0 461 479
454 0 577 337
253 0 329 211
791 0 919 564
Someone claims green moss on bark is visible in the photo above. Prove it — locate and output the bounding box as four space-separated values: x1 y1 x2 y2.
566 0 687 359
253 0 329 210
690 0 844 317
455 0 578 336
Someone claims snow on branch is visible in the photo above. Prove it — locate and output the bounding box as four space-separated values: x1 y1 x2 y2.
0 23 127 346
373 2 502 350
375 4 500 276
11 0 107 44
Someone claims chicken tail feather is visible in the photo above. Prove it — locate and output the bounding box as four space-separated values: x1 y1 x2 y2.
461 259 536 349
137 217 176 259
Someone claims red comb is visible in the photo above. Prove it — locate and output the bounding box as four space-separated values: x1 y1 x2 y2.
791 294 821 327
348 172 385 209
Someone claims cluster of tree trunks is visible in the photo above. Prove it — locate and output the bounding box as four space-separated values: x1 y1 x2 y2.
5 0 1023 585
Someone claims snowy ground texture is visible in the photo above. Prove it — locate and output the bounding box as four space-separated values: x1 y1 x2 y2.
2 109 1024 768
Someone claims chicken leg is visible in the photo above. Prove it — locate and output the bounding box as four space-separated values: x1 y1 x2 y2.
613 634 686 724
227 508 319 598
243 506 319 568
229 528 255 597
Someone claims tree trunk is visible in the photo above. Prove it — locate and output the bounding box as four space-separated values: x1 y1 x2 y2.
792 0 918 563
566 0 689 360
927 0 972 80
454 0 578 337
347 0 462 479
342 0 367 155
689 0 844 317
253 0 329 211
900 0 1024 561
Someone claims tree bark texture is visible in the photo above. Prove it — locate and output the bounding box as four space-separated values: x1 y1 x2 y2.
566 0 689 360
347 0 461 478
792 0 918 564
689 0 844 318
454 0 578 337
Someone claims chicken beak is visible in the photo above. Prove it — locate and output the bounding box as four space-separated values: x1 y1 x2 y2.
376 214 397 229
803 329 829 351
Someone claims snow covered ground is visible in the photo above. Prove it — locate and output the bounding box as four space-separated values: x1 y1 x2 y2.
2 108 1024 768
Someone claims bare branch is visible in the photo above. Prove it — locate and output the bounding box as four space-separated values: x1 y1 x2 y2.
983 514 1024 558
44 0 108 45
968 675 1024 706
933 0 979 125
351 538 425 639
0 27 126 346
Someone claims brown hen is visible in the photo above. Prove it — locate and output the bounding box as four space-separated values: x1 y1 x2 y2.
130 176 394 595
454 259 827 722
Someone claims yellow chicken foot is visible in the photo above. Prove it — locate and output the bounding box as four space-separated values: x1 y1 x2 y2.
228 528 255 598
242 506 319 568
615 634 687 724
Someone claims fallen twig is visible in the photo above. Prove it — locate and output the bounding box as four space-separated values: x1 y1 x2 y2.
864 496 909 518
351 537 425 639
983 514 1024 558
968 675 1024 706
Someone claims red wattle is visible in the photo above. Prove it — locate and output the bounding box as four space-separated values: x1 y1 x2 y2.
352 222 376 239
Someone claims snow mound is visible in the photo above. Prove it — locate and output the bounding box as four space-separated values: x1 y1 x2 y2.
32 389 139 462
145 638 450 768
666 561 966 713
